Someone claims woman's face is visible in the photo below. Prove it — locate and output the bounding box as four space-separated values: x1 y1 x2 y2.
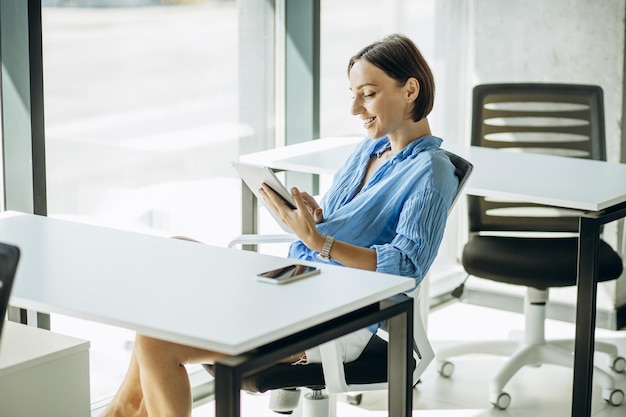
349 59 413 140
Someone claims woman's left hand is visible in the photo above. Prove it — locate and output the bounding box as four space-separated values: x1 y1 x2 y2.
259 183 324 249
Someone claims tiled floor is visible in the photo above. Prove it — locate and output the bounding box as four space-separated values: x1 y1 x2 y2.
190 301 626 417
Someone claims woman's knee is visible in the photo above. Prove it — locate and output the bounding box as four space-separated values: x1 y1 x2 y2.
134 334 221 366
134 335 179 362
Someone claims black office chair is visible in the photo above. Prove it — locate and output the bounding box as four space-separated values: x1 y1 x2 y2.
436 83 625 409
207 149 473 416
0 242 21 340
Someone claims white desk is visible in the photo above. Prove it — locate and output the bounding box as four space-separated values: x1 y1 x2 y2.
240 137 626 417
0 211 415 417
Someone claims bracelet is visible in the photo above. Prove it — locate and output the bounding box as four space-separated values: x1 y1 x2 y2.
316 235 334 262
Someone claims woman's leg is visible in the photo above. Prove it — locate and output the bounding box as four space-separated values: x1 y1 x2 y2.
133 335 227 417
99 349 147 417
100 334 226 417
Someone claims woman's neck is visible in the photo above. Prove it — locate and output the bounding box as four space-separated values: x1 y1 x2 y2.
388 118 432 153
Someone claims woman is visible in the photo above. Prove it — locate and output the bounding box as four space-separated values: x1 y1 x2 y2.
101 33 457 417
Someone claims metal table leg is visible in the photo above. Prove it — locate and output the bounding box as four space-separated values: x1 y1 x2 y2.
212 295 413 417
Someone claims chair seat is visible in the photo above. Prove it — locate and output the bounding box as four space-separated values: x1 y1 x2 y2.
204 334 415 393
462 235 623 289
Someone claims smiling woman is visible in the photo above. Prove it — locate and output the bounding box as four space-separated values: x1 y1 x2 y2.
98 33 459 417
348 34 435 125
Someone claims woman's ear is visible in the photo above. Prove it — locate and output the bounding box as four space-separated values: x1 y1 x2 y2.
406 77 420 102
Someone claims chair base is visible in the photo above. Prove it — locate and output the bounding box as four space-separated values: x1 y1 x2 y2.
268 388 337 417
437 338 624 408
436 289 625 409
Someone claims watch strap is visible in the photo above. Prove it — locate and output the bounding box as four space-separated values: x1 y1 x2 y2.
316 235 334 262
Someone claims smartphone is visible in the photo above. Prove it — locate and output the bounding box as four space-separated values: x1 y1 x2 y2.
257 263 320 284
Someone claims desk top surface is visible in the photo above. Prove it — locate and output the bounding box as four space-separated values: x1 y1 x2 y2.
241 137 626 212
1 212 413 355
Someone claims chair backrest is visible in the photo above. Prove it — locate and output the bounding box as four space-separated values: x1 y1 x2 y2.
0 243 20 340
410 149 472 378
468 83 605 234
443 150 474 215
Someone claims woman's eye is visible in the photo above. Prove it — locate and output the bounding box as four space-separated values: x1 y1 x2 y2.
364 92 375 98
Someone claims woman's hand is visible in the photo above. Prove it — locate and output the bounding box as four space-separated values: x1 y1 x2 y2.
298 191 324 223
259 184 324 249
260 183 377 271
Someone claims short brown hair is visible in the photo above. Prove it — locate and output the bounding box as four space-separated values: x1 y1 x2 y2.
348 34 435 122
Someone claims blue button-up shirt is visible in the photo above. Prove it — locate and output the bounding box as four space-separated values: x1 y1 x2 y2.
288 135 458 290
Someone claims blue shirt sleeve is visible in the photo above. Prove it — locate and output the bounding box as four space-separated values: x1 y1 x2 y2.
372 187 451 288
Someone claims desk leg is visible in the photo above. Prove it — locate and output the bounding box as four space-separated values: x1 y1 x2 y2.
572 217 601 417
214 361 242 417
385 297 413 417
211 296 413 417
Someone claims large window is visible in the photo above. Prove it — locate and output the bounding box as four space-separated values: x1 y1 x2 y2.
43 0 244 247
40 0 267 405
3 0 460 409
320 0 439 138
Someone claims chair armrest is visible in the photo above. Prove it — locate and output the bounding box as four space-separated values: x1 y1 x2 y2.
227 233 296 248
407 285 435 384
412 305 435 384
319 340 351 393
318 285 436 392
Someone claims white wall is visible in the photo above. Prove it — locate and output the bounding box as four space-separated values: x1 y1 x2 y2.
436 0 626 318
470 0 624 161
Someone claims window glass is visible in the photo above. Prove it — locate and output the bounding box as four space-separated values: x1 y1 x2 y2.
43 0 242 247
320 0 438 138
40 0 256 405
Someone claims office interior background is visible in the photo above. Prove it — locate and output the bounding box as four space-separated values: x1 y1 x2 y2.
1 0 625 412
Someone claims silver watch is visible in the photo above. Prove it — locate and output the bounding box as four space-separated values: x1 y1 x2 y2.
316 235 334 262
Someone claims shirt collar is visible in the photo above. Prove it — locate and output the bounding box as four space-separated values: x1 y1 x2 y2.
373 135 443 161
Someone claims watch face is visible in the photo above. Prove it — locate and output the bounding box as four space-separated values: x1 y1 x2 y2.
316 253 330 262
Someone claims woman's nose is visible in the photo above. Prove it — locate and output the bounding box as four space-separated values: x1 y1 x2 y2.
351 97 362 115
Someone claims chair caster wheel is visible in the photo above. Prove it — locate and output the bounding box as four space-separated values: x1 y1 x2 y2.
491 392 511 410
346 393 363 405
602 388 624 406
438 361 454 378
610 356 626 373
269 388 301 414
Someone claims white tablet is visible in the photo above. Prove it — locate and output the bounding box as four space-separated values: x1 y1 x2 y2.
232 161 296 233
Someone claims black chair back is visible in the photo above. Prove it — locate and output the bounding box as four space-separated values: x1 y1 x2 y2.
468 83 605 234
0 243 20 340
443 150 473 214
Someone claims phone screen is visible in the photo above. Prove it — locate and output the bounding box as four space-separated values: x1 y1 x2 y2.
257 264 320 284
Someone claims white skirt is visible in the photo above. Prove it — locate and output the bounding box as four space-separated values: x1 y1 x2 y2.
300 327 374 364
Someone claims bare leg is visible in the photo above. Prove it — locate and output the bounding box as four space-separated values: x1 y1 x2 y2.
99 350 147 417
100 335 226 417
101 332 305 417
133 335 227 417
